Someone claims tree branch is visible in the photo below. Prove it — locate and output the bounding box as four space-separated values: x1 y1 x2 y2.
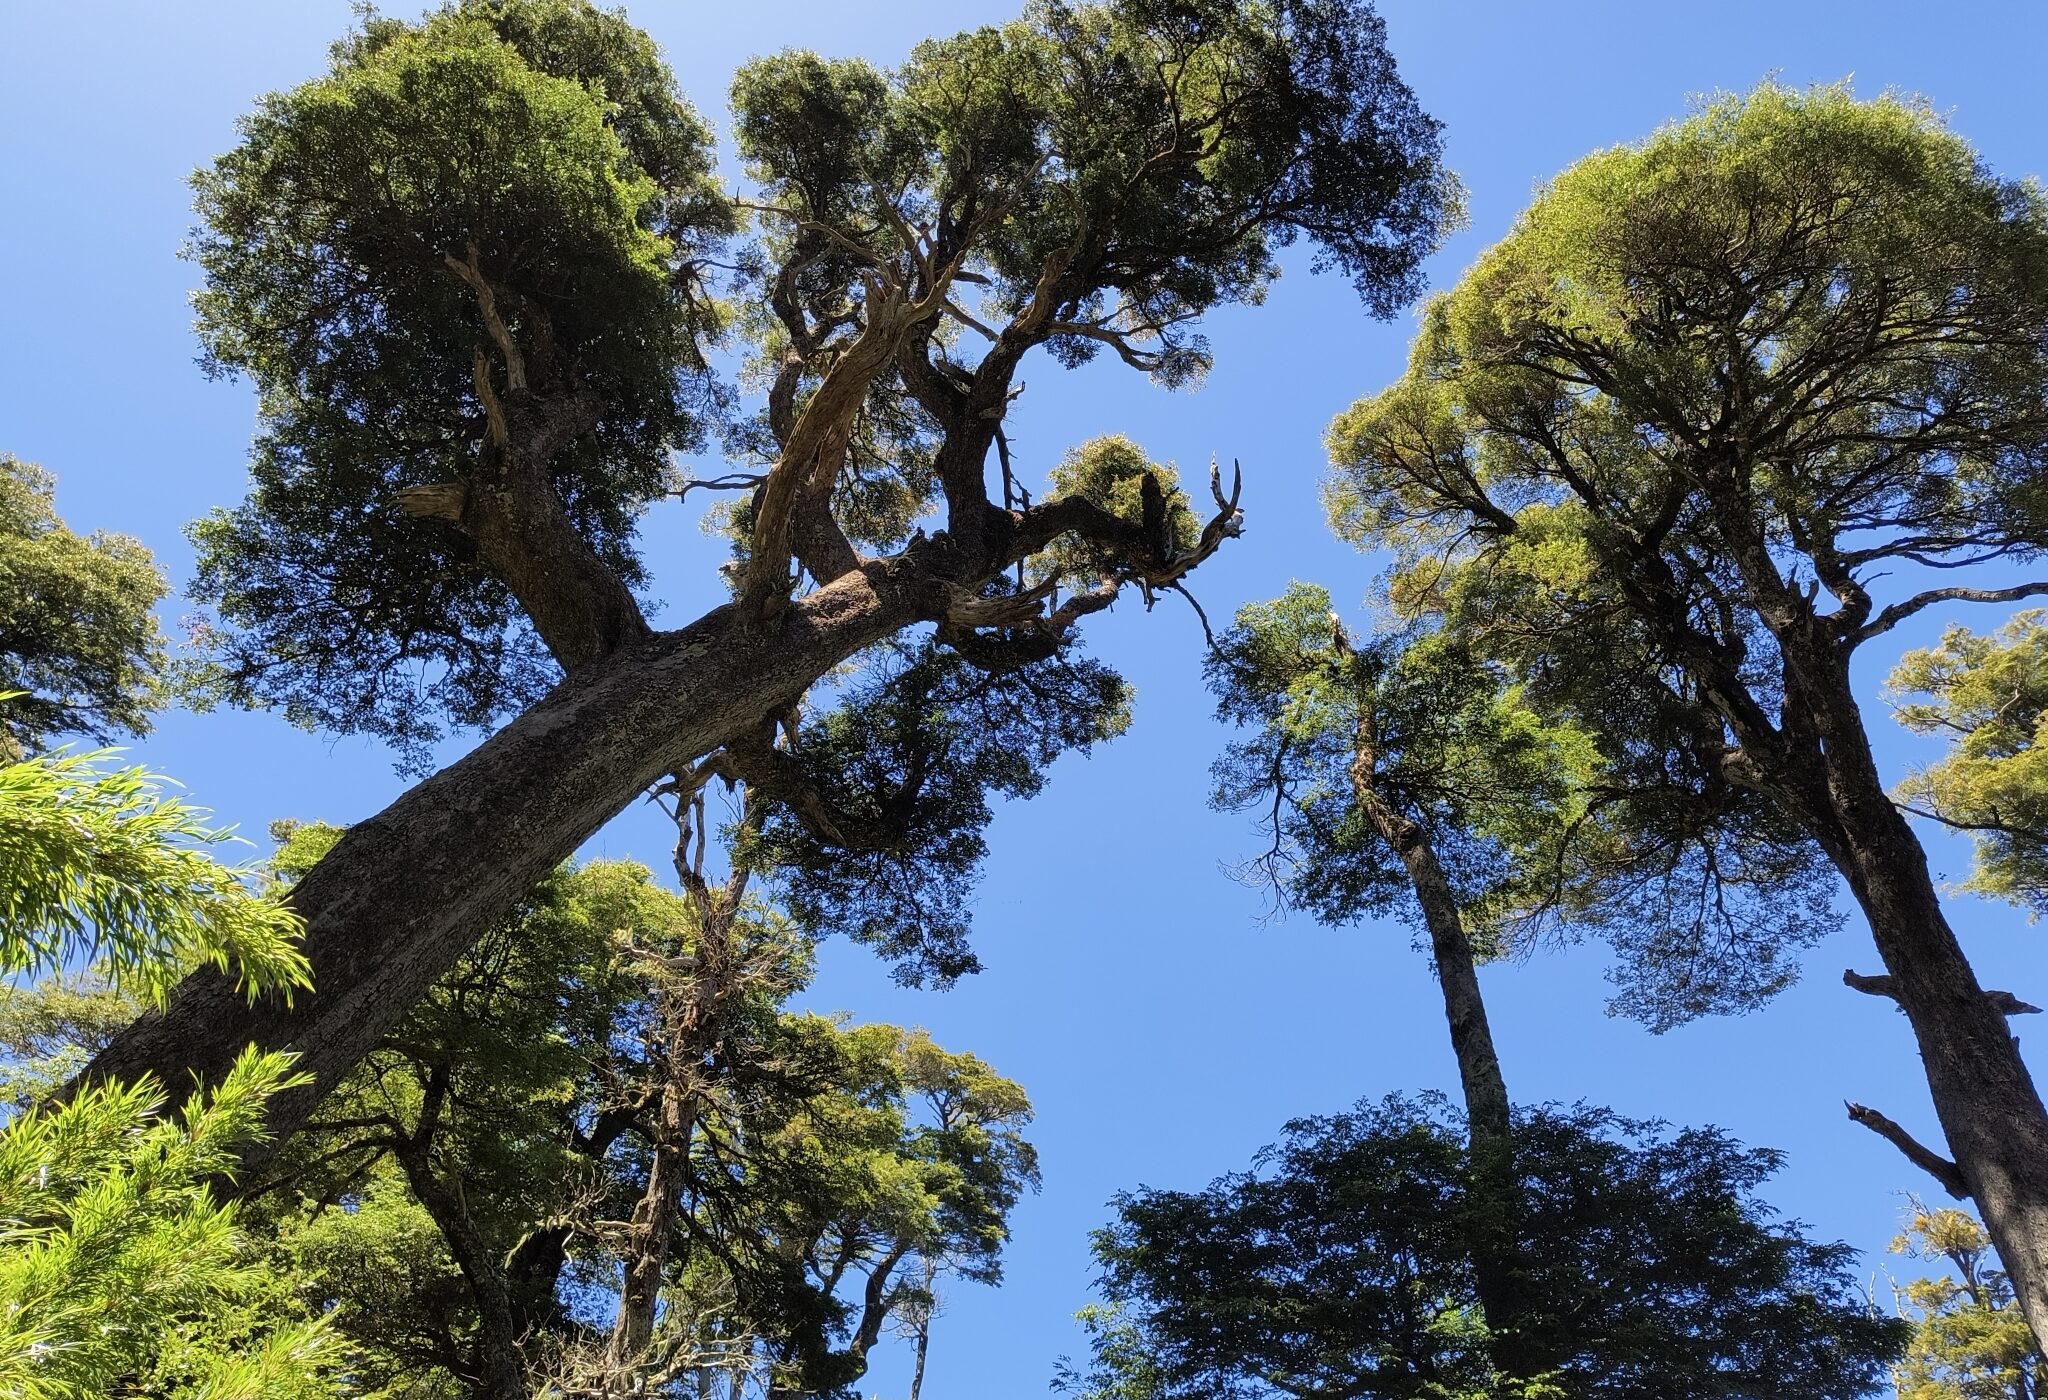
1858 581 2048 643
1846 1101 1969 1199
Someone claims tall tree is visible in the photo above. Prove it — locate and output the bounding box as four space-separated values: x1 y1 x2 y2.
1326 82 2048 1338
1206 584 1575 1378
1205 582 1836 1379
89 0 1460 1163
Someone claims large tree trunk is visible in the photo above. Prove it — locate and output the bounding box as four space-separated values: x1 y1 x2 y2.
1794 661 2048 1348
81 558 946 1168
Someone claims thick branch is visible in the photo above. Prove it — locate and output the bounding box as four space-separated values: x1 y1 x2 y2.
1846 1101 1970 1199
1845 968 2039 1015
81 554 954 1171
442 244 527 393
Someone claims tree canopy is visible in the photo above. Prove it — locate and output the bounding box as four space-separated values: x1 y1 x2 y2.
0 456 169 755
1063 1096 1906 1400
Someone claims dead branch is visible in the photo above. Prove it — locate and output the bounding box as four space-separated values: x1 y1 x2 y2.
1846 1101 1969 1199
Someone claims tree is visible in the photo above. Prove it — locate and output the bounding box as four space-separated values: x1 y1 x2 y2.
0 753 335 1398
1204 582 1836 1379
1891 1203 2047 1399
1325 82 2048 1338
0 456 170 757
1889 613 2048 917
235 825 1038 1399
1206 583 1579 1379
1063 1096 1907 1400
86 0 1460 1165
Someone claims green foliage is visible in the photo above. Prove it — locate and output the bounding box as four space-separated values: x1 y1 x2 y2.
0 1047 339 1400
1208 581 1594 939
238 849 1039 1395
0 457 169 755
1320 81 2048 1026
1073 1095 1906 1400
1205 580 1835 1025
0 974 136 1110
731 0 1459 364
1037 437 1200 586
1890 612 2048 914
186 0 730 754
1890 1204 2048 1398
0 748 310 1005
745 640 1131 985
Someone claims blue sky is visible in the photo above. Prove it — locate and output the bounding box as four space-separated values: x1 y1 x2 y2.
4 2 2047 1393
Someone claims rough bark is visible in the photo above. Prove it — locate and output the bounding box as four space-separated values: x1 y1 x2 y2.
395 387 651 672
1794 662 2048 1348
82 555 949 1164
1691 484 2048 1347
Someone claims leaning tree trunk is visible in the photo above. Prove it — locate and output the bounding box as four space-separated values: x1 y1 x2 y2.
81 558 946 1169
1793 658 2048 1349
1348 756 1538 1382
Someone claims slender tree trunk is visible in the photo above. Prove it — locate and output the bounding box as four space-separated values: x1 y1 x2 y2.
80 557 948 1170
908 1321 929 1400
906 1256 935 1400
1347 751 1537 1381
1792 661 2048 1349
392 1069 529 1400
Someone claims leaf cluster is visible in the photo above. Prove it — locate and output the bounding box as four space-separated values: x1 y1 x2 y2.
0 748 311 1005
0 1048 341 1400
743 639 1131 986
1889 612 2048 914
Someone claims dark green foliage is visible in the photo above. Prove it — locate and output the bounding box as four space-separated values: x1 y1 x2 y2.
744 641 1131 986
1071 1096 1908 1400
185 0 730 754
0 456 169 753
719 0 1459 539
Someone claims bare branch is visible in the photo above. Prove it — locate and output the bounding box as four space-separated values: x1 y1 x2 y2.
1858 581 2048 643
671 472 766 502
441 243 526 393
1846 1101 1969 1199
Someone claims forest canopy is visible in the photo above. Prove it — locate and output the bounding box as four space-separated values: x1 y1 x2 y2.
4 2 2047 1397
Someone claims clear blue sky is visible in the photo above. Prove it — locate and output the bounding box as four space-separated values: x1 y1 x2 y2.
4 2 2047 1394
